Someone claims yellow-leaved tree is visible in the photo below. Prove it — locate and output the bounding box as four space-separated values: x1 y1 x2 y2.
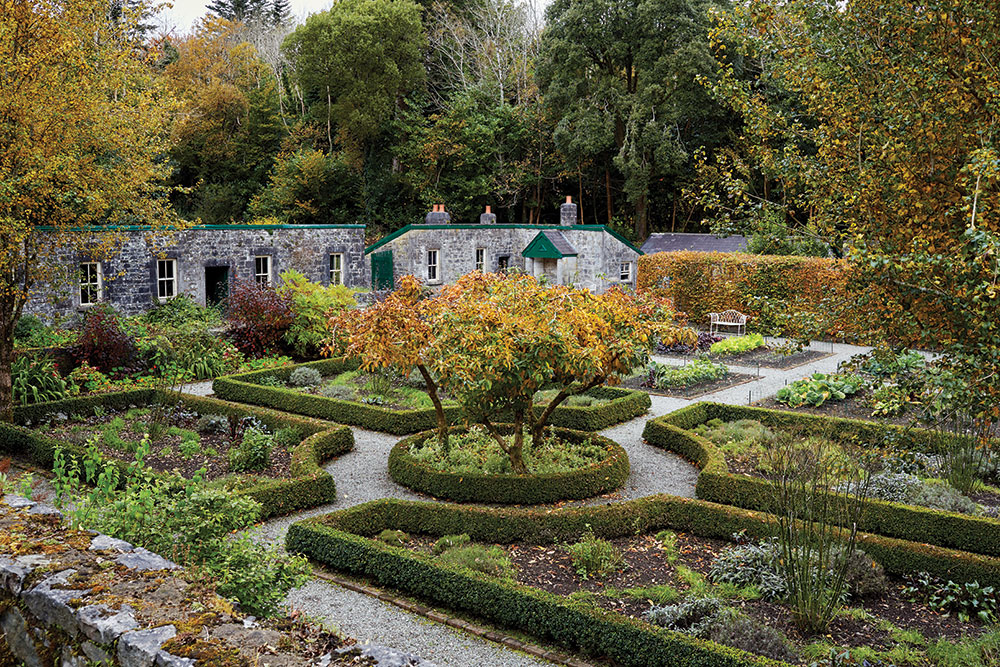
0 0 179 421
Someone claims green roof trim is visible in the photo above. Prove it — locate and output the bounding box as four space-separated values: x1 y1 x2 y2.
35 223 366 232
522 231 576 259
365 224 643 255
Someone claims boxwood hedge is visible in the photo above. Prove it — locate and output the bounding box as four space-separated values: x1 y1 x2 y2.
287 496 1000 667
388 425 629 504
642 402 1000 557
213 358 651 434
1 389 354 519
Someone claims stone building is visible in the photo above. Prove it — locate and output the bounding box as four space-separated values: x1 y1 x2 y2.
26 223 368 321
366 199 643 293
640 232 748 254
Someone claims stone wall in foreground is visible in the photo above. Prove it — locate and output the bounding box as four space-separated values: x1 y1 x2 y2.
0 495 432 667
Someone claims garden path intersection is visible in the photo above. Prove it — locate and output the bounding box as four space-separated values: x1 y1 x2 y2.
182 339 872 666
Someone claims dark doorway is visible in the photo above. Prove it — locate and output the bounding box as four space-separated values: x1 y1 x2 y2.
205 266 230 307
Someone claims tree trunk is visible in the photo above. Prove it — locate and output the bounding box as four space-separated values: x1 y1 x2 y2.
635 192 648 240
482 415 527 474
531 378 602 443
416 364 449 453
0 339 12 424
605 166 613 224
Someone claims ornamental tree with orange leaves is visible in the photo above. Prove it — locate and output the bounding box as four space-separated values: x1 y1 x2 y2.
330 275 452 450
0 0 178 421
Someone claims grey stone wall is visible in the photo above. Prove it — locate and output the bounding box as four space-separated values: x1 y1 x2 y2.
25 225 368 322
371 225 640 294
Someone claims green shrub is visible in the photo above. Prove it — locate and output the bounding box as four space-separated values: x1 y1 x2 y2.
67 362 110 394
273 427 303 449
319 384 354 400
144 293 221 327
229 427 273 472
706 610 799 664
207 530 312 617
774 373 863 408
433 533 471 554
565 527 623 579
377 529 409 546
908 481 979 515
709 334 765 356
645 358 729 390
644 597 724 636
709 539 787 601
438 544 515 579
276 269 358 358
289 366 323 388
14 316 73 348
903 571 1000 623
196 414 229 435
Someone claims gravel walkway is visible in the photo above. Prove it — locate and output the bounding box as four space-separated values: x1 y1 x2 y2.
211 339 871 666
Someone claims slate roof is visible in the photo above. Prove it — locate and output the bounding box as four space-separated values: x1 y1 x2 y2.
640 233 748 254
543 230 578 256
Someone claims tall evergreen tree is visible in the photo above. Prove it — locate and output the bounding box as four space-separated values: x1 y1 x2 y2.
206 0 267 22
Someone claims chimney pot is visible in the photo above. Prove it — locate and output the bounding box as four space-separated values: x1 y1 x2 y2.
426 203 450 224
485 205 492 214
566 196 572 204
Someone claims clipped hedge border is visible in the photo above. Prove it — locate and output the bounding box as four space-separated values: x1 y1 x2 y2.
288 496 1000 667
388 425 630 504
213 358 651 434
643 402 1000 557
1 389 354 519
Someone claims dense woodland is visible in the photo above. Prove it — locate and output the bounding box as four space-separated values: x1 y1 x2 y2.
138 0 741 242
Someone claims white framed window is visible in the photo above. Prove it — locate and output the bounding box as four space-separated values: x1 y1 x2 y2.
156 259 177 301
79 262 103 306
475 248 485 272
427 249 440 282
619 262 632 282
329 253 344 285
254 255 272 285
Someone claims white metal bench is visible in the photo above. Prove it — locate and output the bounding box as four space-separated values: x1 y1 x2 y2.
709 310 748 336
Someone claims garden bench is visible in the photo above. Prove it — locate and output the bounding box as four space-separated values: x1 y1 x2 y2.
709 309 748 336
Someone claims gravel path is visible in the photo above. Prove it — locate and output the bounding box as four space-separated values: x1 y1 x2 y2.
217 339 871 666
290 580 552 667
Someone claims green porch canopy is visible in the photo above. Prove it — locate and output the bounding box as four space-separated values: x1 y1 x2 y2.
522 230 578 259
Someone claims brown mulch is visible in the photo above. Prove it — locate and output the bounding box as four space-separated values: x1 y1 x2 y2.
620 372 758 399
46 410 293 481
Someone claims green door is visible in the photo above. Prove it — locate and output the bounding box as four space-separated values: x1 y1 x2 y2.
371 250 394 290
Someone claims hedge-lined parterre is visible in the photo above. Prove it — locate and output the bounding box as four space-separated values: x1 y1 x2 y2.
287 496 1000 667
642 402 1000 557
1 389 353 518
213 357 651 434
388 425 630 504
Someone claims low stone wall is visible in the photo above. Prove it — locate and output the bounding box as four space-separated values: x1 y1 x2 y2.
0 495 433 667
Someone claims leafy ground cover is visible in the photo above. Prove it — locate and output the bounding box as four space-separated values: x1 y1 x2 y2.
42 406 302 481
407 425 610 476
658 329 831 369
381 528 996 665
693 418 1000 518
620 358 756 398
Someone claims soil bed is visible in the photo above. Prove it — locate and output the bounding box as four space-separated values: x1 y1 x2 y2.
661 347 832 369
620 371 757 399
754 392 917 427
394 530 985 664
44 407 293 481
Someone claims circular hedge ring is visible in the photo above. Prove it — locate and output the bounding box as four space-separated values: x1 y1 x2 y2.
388 425 630 504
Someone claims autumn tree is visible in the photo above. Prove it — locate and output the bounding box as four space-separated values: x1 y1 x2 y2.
0 0 177 420
331 276 452 450
426 273 688 472
165 16 284 222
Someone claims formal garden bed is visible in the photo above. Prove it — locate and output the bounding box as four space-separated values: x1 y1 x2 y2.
644 402 1000 557
658 331 832 369
214 357 651 434
1 389 353 518
387 425 629 504
620 357 757 399
288 497 1000 667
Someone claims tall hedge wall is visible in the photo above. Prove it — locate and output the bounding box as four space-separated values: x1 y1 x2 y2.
643 402 1000 557
636 251 950 345
1 389 353 519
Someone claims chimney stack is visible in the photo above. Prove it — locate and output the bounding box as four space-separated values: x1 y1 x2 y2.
424 203 451 224
479 205 497 225
560 196 578 226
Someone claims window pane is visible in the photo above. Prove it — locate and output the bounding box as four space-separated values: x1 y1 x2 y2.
329 254 343 285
